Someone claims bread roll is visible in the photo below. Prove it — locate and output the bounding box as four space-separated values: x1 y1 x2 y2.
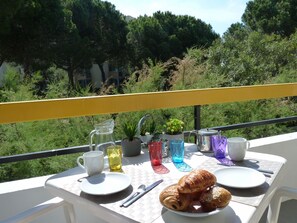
159 184 191 211
177 169 216 194
199 186 231 212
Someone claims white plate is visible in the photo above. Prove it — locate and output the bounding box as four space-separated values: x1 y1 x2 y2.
80 172 131 195
162 203 224 218
214 167 266 189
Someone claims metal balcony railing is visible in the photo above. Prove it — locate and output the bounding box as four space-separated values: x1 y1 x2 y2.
0 83 297 164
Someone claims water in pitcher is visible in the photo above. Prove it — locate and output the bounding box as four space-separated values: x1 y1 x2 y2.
89 119 116 155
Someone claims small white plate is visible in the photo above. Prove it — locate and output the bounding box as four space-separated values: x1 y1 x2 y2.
80 172 131 195
162 204 224 217
214 167 266 189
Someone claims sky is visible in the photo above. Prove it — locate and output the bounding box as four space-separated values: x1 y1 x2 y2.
106 0 250 36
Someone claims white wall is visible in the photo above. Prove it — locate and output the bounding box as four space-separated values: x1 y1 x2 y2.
249 132 297 188
0 175 107 223
90 64 102 89
90 62 120 89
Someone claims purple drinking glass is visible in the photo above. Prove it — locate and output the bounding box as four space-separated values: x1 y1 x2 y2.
211 135 227 159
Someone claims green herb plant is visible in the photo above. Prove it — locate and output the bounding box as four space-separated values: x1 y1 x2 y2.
164 118 184 135
122 121 138 141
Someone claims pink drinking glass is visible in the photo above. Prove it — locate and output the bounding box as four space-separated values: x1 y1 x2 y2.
148 141 162 166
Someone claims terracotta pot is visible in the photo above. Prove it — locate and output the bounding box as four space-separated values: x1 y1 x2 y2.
121 137 142 157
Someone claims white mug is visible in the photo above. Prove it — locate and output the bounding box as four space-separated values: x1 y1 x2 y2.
77 151 104 176
227 137 250 161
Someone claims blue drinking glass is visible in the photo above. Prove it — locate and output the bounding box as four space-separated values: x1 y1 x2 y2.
170 140 184 163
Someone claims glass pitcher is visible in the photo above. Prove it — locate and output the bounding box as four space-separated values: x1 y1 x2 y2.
89 119 115 155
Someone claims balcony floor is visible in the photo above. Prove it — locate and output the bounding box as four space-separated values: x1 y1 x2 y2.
259 200 297 223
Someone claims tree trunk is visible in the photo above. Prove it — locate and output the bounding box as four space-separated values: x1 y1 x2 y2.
23 62 31 78
67 68 75 89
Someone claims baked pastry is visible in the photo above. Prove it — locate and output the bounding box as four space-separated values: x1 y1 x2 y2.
199 186 232 212
159 184 192 211
159 169 231 213
177 169 217 194
188 190 203 201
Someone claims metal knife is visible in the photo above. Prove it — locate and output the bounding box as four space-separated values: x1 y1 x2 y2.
257 168 274 174
121 179 163 208
218 163 274 174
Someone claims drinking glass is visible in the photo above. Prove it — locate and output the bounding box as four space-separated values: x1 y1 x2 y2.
170 140 184 163
211 135 227 159
148 141 162 166
107 145 123 172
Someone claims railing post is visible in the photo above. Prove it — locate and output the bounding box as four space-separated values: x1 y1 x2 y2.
194 105 201 130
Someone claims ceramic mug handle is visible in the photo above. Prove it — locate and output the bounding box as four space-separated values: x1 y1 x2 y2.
77 156 85 170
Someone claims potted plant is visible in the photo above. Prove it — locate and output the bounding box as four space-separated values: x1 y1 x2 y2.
139 119 156 144
121 120 142 157
163 118 185 149
164 118 184 135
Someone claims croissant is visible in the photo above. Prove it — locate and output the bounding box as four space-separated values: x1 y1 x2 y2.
199 186 232 212
177 169 216 194
159 184 192 211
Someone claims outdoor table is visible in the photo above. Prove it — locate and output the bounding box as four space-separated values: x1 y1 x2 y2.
45 143 286 223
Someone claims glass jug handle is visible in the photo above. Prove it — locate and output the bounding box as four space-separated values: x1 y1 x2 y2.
89 129 97 151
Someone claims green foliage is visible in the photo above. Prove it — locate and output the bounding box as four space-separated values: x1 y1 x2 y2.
0 65 110 182
0 0 65 73
154 11 219 49
164 118 184 135
127 16 168 67
0 64 35 102
242 0 297 36
127 11 219 67
122 60 165 93
43 67 70 99
0 118 88 181
68 0 128 83
0 0 128 89
140 119 156 136
122 120 138 141
206 31 297 86
1 65 21 91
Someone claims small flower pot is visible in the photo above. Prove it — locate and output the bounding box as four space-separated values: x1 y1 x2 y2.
121 137 142 157
163 133 184 150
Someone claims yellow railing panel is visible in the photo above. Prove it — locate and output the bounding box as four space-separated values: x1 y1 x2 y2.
0 83 296 124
